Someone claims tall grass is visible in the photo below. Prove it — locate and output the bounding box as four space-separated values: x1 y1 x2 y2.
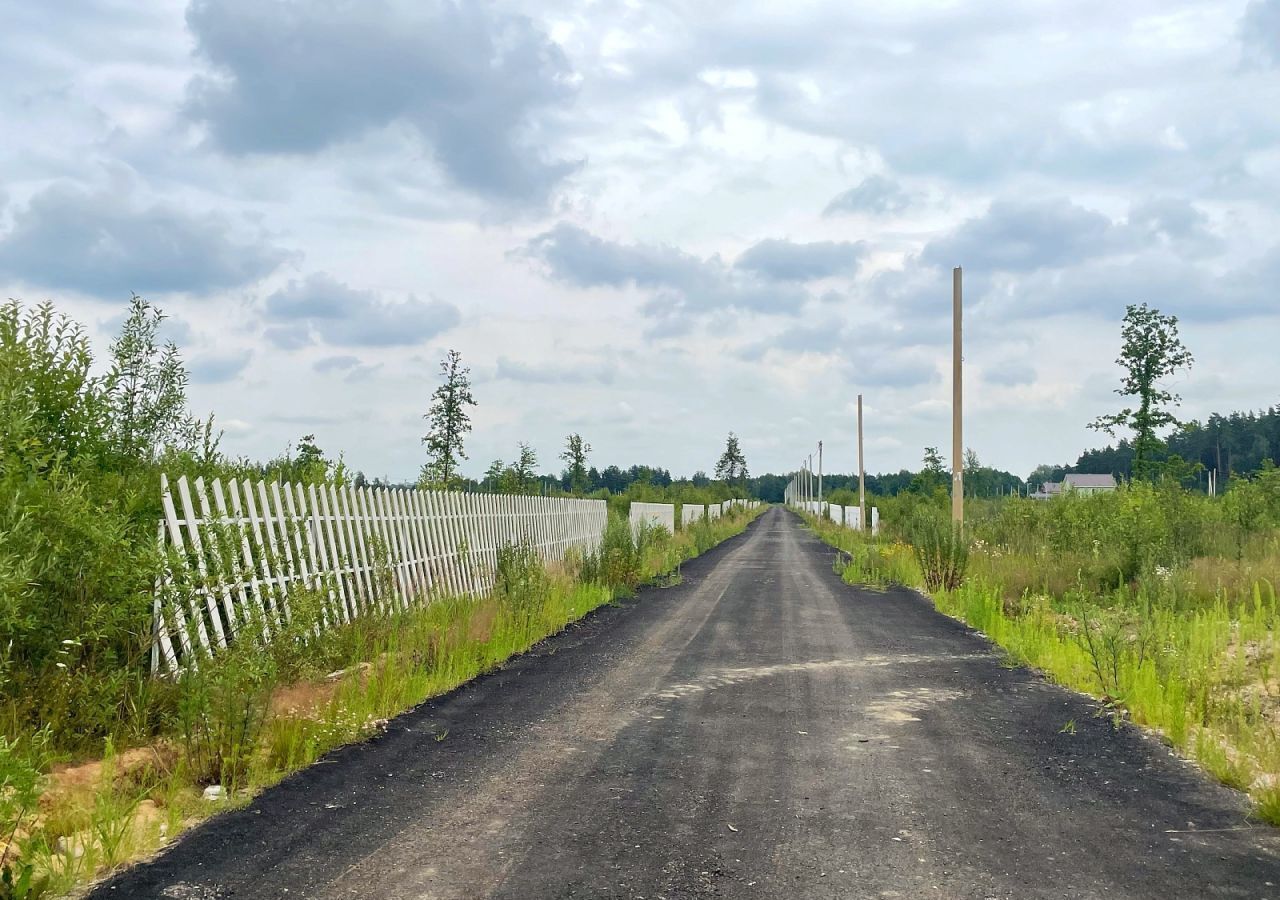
1 501 762 897
802 485 1280 825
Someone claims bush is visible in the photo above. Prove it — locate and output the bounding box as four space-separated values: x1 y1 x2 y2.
581 514 644 592
906 510 968 591
0 298 214 752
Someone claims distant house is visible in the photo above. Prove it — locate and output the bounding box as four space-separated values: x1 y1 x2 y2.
1031 473 1117 500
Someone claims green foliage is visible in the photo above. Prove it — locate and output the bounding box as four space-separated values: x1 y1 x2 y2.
560 434 591 494
494 541 550 621
907 446 950 497
0 298 217 750
713 432 748 489
0 732 49 899
1090 303 1194 480
419 349 476 489
256 434 349 486
812 476 1280 826
101 297 201 468
905 510 968 591
484 443 542 495
581 514 646 592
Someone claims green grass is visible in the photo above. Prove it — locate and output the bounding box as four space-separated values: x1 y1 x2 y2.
802 504 1280 826
3 504 764 898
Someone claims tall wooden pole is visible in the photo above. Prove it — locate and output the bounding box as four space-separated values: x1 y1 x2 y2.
857 394 866 532
817 441 823 511
807 454 813 509
952 266 964 527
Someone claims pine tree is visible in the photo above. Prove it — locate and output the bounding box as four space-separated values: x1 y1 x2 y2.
714 432 748 488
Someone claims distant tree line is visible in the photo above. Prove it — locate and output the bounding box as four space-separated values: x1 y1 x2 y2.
1032 407 1280 492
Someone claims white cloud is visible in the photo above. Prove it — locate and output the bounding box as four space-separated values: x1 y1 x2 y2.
1 0 1278 482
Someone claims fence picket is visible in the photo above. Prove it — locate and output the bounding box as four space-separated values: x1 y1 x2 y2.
225 478 272 641
194 477 241 640
209 478 255 639
175 476 226 649
154 477 611 670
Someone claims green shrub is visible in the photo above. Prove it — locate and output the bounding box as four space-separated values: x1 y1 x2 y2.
906 510 968 591
582 514 644 592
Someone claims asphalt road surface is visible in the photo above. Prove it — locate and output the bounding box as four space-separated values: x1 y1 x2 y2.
94 507 1280 899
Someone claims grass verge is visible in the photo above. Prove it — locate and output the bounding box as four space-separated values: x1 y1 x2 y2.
2 505 763 898
800 507 1280 827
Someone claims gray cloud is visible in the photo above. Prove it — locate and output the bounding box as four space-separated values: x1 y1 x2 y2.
922 198 1124 272
0 181 287 297
494 355 617 385
524 223 809 332
1127 197 1223 257
982 361 1036 387
735 239 865 281
185 0 578 206
972 243 1280 323
1242 0 1280 65
734 322 846 361
842 351 941 389
824 175 912 216
189 349 252 384
524 223 706 290
313 355 361 374
599 3 1277 194
734 315 950 389
264 274 460 348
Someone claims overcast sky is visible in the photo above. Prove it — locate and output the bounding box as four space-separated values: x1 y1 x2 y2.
4 0 1279 481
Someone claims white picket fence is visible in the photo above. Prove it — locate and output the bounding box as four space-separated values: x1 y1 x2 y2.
629 501 675 535
154 474 607 673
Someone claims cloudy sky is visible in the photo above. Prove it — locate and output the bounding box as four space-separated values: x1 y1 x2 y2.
4 0 1279 481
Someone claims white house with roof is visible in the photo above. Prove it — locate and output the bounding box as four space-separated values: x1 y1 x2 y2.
1030 473 1118 500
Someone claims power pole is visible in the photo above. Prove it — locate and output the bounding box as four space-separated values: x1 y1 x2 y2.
817 441 823 512
857 394 866 532
807 454 813 510
952 266 964 527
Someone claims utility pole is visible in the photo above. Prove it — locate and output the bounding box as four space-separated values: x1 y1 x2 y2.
817 441 823 512
952 266 964 528
807 454 813 510
857 394 866 532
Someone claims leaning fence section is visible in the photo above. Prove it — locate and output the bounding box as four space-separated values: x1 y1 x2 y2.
154 474 607 673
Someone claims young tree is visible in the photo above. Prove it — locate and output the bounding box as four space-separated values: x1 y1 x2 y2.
103 295 200 466
560 433 592 494
511 442 538 493
1090 303 1194 480
420 349 477 488
909 446 948 494
714 432 749 488
483 457 506 491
